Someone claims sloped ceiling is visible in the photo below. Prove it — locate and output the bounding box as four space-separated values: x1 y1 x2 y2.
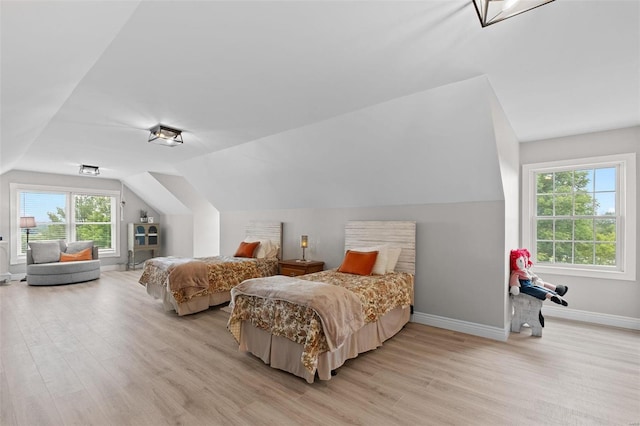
179 76 503 210
1 1 638 210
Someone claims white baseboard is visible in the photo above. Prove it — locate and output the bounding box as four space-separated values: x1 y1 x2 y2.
412 311 509 342
542 305 640 330
411 307 640 342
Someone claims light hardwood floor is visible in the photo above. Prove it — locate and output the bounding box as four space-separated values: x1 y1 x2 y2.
1 270 638 425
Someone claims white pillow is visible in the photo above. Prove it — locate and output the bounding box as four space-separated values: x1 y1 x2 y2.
66 240 94 254
266 243 280 259
351 245 388 275
29 240 63 264
386 247 402 273
244 237 273 259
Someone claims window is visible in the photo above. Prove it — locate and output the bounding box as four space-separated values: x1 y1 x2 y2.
522 153 636 281
10 184 120 263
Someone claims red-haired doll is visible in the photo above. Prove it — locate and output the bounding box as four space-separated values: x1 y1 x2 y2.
509 248 568 306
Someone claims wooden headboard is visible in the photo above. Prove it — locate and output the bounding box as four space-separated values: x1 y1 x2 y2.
245 221 283 259
344 221 416 275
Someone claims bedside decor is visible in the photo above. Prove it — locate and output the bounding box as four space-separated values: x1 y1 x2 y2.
472 0 555 27
299 235 308 262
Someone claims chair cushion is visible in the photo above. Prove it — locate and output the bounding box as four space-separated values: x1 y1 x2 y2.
66 240 94 254
28 240 64 264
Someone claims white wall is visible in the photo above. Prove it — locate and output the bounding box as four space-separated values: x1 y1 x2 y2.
520 126 639 320
490 90 521 328
160 214 194 258
151 173 219 257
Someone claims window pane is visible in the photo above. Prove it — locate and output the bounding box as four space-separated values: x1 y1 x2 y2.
575 242 594 264
537 242 553 263
75 195 112 223
555 242 573 263
76 224 112 249
555 219 573 240
19 191 68 253
595 219 616 242
595 243 616 266
554 194 573 215
554 171 573 193
536 172 553 193
537 195 553 216
537 219 553 240
574 192 595 215
74 195 114 249
594 167 616 191
595 192 615 216
574 169 593 192
574 219 593 241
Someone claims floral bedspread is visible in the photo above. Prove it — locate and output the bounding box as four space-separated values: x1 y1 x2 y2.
139 256 279 304
228 269 414 373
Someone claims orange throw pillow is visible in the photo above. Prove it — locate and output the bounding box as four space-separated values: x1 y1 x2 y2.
337 250 378 276
234 241 260 258
60 248 93 262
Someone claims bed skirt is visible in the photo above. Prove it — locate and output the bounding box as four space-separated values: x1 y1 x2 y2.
238 305 410 383
145 279 230 316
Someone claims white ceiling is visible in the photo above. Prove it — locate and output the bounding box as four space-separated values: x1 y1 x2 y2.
1 0 639 182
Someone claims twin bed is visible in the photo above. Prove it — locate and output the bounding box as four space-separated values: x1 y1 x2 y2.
139 222 282 316
228 221 416 382
139 220 416 383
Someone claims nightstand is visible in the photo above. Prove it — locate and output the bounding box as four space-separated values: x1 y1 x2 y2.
279 259 324 277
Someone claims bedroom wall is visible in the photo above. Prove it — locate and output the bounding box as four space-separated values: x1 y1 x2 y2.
150 172 220 257
0 170 157 276
489 90 521 328
160 214 194 258
221 201 507 336
520 126 640 321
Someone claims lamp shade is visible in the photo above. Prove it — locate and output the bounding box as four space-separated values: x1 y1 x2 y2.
473 0 555 27
300 235 308 248
20 216 36 229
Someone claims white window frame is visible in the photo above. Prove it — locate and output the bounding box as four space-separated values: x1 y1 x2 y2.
10 183 121 264
522 153 636 281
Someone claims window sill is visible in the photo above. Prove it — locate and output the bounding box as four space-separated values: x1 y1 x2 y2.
533 264 636 282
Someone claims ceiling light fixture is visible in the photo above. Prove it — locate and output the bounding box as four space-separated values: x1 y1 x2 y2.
473 0 555 27
148 124 183 147
79 164 100 176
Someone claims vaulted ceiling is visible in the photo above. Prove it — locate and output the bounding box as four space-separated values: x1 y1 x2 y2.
1 1 638 208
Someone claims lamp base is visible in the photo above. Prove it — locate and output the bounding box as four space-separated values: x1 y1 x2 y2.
296 259 309 263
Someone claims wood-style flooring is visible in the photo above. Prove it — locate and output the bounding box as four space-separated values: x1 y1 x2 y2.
1 270 638 425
